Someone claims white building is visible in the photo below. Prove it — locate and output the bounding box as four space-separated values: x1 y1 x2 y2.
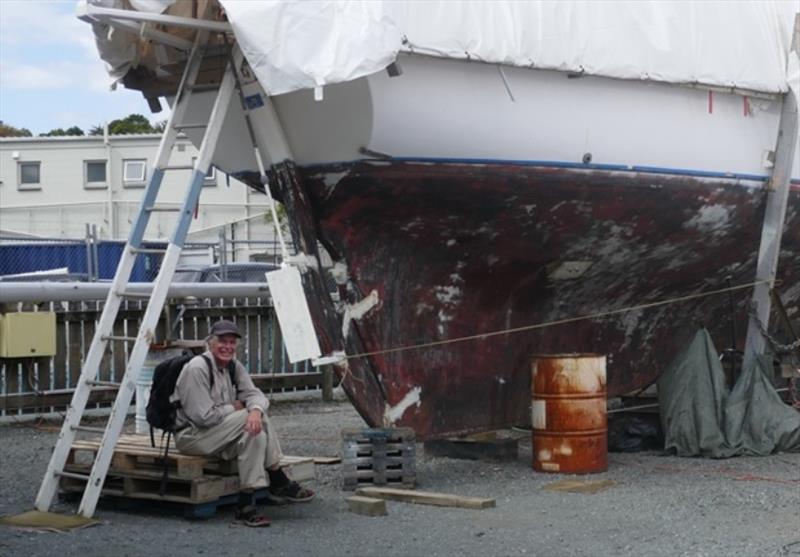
0 133 280 263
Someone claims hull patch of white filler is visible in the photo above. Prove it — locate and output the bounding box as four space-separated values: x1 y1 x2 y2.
384 386 422 425
331 261 348 285
342 290 379 338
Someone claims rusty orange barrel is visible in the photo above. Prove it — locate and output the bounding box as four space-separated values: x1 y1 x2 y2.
531 354 607 473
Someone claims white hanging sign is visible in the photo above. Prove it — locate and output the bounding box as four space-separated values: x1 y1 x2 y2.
266 266 322 363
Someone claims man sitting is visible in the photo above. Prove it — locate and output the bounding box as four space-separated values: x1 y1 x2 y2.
173 319 314 526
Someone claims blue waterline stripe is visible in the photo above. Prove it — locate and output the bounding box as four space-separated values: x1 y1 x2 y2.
308 156 800 184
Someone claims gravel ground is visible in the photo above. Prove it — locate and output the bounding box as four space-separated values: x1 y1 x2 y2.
1 393 798 557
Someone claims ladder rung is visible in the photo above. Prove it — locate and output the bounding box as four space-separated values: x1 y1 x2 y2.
55 471 91 482
145 206 181 212
173 123 208 129
117 291 152 300
161 165 195 171
71 425 107 434
102 335 137 342
86 380 121 388
130 247 168 255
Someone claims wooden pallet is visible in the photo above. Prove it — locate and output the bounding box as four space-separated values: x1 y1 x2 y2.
68 434 315 482
60 465 239 504
61 434 316 515
341 428 416 491
69 436 211 479
60 484 278 519
60 462 314 516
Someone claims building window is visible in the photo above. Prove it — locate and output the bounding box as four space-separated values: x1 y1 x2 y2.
123 159 147 186
18 161 41 190
84 160 107 189
193 157 217 186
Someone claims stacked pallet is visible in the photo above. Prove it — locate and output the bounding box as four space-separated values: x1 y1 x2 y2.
60 434 315 517
341 428 416 491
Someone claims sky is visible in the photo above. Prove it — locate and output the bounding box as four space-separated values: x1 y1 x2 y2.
0 0 157 135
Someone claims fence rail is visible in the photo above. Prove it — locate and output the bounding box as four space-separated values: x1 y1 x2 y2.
0 297 329 417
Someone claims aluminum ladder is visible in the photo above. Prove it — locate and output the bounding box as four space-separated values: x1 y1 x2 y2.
35 33 243 518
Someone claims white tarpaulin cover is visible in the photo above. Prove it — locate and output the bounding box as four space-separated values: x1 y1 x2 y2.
84 0 798 96
221 0 402 96
219 0 799 95
80 0 175 82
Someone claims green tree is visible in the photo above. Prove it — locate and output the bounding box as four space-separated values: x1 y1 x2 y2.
0 121 33 137
87 115 164 136
107 113 157 135
264 202 289 236
40 126 85 137
152 119 168 133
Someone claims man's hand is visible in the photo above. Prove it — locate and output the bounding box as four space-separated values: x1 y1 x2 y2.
244 408 263 436
233 400 245 411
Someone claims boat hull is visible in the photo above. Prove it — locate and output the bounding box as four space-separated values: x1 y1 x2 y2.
290 161 799 439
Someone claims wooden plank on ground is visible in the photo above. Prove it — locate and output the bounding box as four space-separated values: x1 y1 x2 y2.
355 487 495 510
312 456 342 465
543 479 616 494
347 496 387 517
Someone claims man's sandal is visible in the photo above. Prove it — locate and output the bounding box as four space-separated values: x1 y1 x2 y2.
234 505 271 527
268 481 316 504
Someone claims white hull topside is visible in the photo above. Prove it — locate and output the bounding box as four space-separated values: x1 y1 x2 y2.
180 54 799 182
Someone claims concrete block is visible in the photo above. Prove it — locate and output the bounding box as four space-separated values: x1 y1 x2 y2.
347 495 388 517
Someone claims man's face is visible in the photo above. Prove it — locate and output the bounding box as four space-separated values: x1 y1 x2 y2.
210 334 238 365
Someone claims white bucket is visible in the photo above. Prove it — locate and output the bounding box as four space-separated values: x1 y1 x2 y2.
135 346 184 434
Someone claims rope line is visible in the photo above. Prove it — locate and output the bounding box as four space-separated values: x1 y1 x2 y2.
343 280 769 361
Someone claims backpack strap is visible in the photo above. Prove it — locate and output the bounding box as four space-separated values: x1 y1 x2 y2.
228 360 238 394
200 354 214 389
158 430 172 496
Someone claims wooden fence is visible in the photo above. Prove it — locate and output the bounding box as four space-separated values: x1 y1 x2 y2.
0 297 331 417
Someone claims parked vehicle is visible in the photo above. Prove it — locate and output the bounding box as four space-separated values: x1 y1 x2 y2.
172 262 278 283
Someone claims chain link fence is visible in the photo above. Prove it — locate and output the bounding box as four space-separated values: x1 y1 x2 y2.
0 229 291 283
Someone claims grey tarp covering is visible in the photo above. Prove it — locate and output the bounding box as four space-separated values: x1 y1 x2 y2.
658 329 800 457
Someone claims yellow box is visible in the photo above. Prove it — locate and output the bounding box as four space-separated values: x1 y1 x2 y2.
0 312 57 358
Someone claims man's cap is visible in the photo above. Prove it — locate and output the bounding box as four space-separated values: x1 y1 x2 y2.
210 320 242 338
